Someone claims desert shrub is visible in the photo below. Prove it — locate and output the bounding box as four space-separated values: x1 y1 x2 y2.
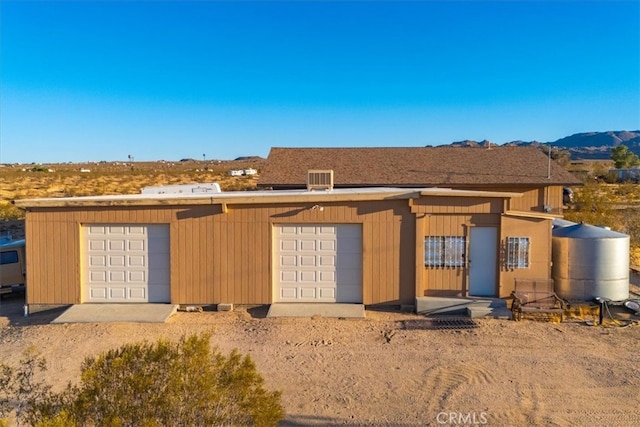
0 347 52 427
37 333 284 426
564 182 618 229
0 202 24 220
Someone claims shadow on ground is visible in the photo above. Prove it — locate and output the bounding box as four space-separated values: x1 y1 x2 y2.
0 292 69 326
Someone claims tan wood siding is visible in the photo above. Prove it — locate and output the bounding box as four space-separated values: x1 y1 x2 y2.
411 197 503 214
25 211 80 304
463 185 566 214
418 214 500 298
499 216 552 297
24 201 415 306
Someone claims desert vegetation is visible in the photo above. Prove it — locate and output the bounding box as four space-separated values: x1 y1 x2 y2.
0 333 284 426
0 159 264 225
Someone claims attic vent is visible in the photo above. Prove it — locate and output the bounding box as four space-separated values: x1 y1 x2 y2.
307 170 334 191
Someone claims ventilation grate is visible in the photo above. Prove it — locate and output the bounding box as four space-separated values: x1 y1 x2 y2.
307 170 334 191
403 317 479 330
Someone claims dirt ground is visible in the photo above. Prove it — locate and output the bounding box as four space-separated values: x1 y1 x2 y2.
1 293 639 427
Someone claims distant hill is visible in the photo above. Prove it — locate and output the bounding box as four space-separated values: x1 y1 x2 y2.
446 130 640 160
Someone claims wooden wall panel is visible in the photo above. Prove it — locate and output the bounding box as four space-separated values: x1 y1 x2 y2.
26 198 443 306
418 214 501 298
499 216 552 297
24 211 79 305
412 197 502 214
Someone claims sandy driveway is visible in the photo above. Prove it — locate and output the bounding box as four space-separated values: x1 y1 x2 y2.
1 293 639 426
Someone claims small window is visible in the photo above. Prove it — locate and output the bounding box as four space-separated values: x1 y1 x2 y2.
425 236 465 267
0 250 19 265
507 237 530 269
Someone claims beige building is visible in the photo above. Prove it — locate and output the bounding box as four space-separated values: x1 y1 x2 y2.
15 146 581 308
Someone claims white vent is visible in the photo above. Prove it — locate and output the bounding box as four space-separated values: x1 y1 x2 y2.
307 170 334 191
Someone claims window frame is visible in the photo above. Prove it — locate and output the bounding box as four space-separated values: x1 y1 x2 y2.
506 237 530 269
0 250 19 265
424 236 466 268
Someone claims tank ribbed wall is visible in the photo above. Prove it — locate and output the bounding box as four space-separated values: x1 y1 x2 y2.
552 223 629 301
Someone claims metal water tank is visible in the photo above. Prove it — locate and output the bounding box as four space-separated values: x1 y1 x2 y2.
552 223 629 301
552 218 577 229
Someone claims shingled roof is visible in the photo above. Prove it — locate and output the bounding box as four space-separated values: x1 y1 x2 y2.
257 146 582 188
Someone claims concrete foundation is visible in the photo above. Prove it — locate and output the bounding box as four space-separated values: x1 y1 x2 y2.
416 296 511 319
217 303 234 311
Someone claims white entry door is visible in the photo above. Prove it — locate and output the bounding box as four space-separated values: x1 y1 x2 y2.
274 224 362 303
83 224 170 303
468 227 497 297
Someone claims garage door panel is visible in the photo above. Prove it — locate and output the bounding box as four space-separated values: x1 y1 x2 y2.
109 271 126 282
109 240 125 251
319 226 336 235
128 270 146 282
281 271 297 282
89 240 106 251
109 287 127 299
88 226 106 235
300 287 317 298
299 226 317 234
299 240 317 251
280 240 297 251
128 240 145 251
128 255 145 267
274 224 362 303
299 271 317 282
84 224 170 303
90 271 107 283
108 255 125 267
318 240 336 251
128 226 145 234
299 255 316 266
319 255 335 266
318 271 335 282
280 287 297 299
318 288 336 299
129 287 146 299
90 255 107 266
280 255 297 267
90 287 107 300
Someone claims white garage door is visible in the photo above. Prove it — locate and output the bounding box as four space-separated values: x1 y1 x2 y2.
83 225 170 303
274 224 362 303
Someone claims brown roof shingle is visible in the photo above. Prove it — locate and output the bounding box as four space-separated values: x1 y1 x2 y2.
257 146 582 188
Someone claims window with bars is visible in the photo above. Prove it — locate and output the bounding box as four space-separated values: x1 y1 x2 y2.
507 237 530 269
424 236 466 267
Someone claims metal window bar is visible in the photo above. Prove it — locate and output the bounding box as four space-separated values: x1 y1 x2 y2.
507 237 530 269
425 236 465 267
425 236 443 267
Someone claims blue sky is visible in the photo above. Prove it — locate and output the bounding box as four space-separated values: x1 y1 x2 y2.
1 0 639 163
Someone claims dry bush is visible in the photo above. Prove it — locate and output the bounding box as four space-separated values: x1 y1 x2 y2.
0 160 264 220
2 334 284 427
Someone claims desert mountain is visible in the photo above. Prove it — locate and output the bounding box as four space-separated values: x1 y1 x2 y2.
447 130 640 160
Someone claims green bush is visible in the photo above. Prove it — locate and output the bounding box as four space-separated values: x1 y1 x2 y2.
38 333 285 426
